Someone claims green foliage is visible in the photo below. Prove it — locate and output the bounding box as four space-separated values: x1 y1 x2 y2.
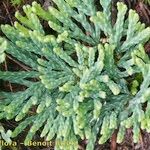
144 0 150 5
0 0 150 149
0 124 12 150
10 0 23 6
0 125 12 143
0 38 6 63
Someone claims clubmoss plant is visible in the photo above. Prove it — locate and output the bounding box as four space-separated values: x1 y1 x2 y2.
0 0 150 149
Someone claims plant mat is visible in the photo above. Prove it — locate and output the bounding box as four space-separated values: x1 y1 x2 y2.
0 0 150 150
